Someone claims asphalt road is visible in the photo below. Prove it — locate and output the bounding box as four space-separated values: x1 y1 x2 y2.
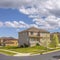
0 51 60 60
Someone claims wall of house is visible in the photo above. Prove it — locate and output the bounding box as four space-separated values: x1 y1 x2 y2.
29 38 40 46
5 40 18 46
28 32 50 46
40 33 50 37
0 39 18 46
18 32 29 47
0 39 4 46
28 32 40 46
40 33 50 46
29 32 38 36
18 31 50 47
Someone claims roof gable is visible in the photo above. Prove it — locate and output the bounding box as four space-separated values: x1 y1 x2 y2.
19 27 49 33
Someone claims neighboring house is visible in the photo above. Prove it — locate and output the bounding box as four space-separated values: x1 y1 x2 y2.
0 37 18 46
18 27 50 47
50 32 60 43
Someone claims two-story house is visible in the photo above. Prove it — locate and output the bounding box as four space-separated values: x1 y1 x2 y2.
18 27 50 47
0 37 18 46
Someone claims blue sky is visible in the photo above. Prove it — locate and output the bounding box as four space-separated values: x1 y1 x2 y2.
0 8 33 23
0 0 60 38
0 8 33 38
0 8 32 37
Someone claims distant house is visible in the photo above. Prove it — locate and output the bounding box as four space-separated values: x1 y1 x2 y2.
50 32 60 43
18 27 50 47
0 37 18 46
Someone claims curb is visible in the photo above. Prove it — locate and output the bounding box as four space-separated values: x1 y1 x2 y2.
29 49 60 56
13 49 60 56
43 49 60 54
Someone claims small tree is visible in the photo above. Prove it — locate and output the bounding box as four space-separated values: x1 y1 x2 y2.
52 34 59 48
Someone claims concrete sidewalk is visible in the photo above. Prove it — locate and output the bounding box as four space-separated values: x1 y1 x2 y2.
0 49 31 56
0 49 19 53
14 53 31 56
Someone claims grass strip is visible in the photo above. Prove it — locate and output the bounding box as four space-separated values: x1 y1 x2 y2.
0 49 16 56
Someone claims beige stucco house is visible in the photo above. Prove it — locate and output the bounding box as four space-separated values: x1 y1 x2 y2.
0 37 18 46
18 27 50 47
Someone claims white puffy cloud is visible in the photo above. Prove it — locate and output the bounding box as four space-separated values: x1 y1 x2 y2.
5 21 29 28
18 0 60 18
0 22 3 27
0 0 60 30
0 0 60 17
4 21 39 28
33 15 60 30
0 0 34 8
0 20 39 29
19 0 60 30
30 24 38 28
5 21 15 28
19 21 29 28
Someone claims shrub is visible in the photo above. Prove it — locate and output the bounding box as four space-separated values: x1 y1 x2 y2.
20 45 24 48
36 43 40 46
24 43 29 47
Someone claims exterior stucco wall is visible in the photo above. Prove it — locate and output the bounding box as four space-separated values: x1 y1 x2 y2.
18 31 50 47
0 39 18 46
40 33 50 46
29 32 38 36
29 38 40 46
5 40 18 46
18 32 29 47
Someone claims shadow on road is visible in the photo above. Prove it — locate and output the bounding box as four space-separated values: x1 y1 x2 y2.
53 55 60 59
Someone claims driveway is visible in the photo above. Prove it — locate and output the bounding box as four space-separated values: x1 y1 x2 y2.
0 51 60 60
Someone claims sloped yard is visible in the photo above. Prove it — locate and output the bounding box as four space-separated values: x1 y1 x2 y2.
0 46 54 54
0 49 16 56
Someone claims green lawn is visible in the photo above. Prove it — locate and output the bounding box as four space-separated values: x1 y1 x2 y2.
0 46 59 55
11 46 46 53
0 49 16 56
0 46 53 53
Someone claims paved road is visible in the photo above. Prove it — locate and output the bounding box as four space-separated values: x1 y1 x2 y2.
0 51 60 60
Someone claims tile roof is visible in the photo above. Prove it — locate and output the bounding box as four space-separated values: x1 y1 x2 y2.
0 37 17 40
19 27 50 33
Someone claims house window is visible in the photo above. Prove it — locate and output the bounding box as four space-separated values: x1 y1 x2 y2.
6 42 14 44
30 32 33 35
30 38 34 41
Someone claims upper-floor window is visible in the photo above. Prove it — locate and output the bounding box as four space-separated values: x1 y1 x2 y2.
30 32 33 35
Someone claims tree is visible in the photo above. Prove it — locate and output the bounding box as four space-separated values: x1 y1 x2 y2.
40 38 50 48
52 34 59 48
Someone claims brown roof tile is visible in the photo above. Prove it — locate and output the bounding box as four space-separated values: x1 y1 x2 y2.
19 27 50 33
